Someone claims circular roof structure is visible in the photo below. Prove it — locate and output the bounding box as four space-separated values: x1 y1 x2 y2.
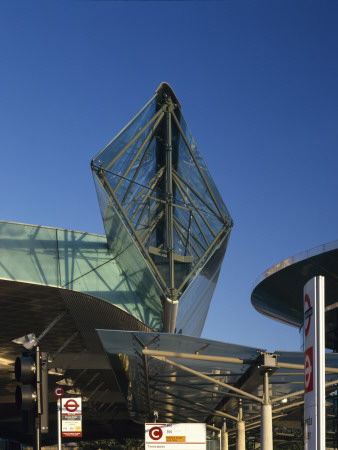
251 240 338 350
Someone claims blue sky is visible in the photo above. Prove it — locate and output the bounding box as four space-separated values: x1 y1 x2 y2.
0 0 337 351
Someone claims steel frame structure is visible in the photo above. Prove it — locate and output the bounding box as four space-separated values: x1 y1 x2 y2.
92 83 233 333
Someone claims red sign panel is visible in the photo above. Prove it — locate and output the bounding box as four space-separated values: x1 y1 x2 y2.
149 426 163 440
53 386 64 398
304 346 313 393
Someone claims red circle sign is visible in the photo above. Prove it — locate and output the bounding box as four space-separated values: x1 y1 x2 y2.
304 294 311 336
305 354 312 388
149 426 163 440
304 347 313 393
64 399 80 413
53 387 64 398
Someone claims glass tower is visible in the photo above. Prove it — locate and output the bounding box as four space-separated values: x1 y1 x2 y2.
91 83 233 335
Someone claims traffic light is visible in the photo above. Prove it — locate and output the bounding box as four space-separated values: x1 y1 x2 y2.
15 346 49 434
15 347 39 412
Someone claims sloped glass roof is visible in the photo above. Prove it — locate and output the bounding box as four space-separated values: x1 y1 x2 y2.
97 330 338 441
97 330 264 424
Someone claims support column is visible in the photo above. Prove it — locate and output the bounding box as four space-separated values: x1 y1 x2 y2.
221 420 228 450
236 421 245 450
164 101 178 333
236 400 245 450
260 371 273 450
165 103 174 298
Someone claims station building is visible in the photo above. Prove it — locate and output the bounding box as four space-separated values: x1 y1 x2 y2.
0 84 337 448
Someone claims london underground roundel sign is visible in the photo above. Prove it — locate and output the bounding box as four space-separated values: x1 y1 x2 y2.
64 398 81 413
304 347 313 393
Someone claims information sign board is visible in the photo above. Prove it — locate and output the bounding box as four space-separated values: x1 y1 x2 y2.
145 423 206 449
61 397 82 438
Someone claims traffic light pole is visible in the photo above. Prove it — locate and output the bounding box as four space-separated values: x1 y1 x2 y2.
33 346 43 450
40 352 49 434
15 345 49 449
33 416 41 450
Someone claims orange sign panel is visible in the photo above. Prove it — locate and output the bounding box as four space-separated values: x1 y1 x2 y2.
166 436 186 442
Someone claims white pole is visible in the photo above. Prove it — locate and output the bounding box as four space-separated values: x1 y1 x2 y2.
57 397 62 450
304 276 325 450
221 421 228 450
236 421 245 450
236 400 245 450
261 403 273 449
261 371 273 449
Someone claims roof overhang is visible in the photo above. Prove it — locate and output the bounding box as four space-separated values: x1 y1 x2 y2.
97 330 338 443
0 279 152 443
251 241 338 348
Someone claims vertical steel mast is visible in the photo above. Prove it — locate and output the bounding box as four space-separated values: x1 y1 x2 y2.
164 96 178 332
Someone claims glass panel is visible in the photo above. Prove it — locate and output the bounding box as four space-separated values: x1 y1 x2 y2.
175 111 229 219
58 229 112 288
92 95 156 170
207 438 220 450
0 221 59 286
100 198 164 330
70 260 162 331
176 235 229 336
0 221 163 331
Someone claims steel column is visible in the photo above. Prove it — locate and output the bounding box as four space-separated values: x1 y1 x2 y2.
164 101 178 333
236 401 245 450
221 420 228 450
166 105 175 297
261 371 273 449
261 404 273 449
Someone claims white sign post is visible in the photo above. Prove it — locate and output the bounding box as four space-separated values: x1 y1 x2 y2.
145 423 206 449
304 276 325 449
61 397 82 438
53 387 64 450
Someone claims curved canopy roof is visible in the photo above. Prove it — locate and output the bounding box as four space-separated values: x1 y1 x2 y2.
0 278 153 442
97 329 338 445
0 220 163 330
251 240 338 349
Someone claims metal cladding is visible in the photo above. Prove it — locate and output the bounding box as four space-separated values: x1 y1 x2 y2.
91 83 233 335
